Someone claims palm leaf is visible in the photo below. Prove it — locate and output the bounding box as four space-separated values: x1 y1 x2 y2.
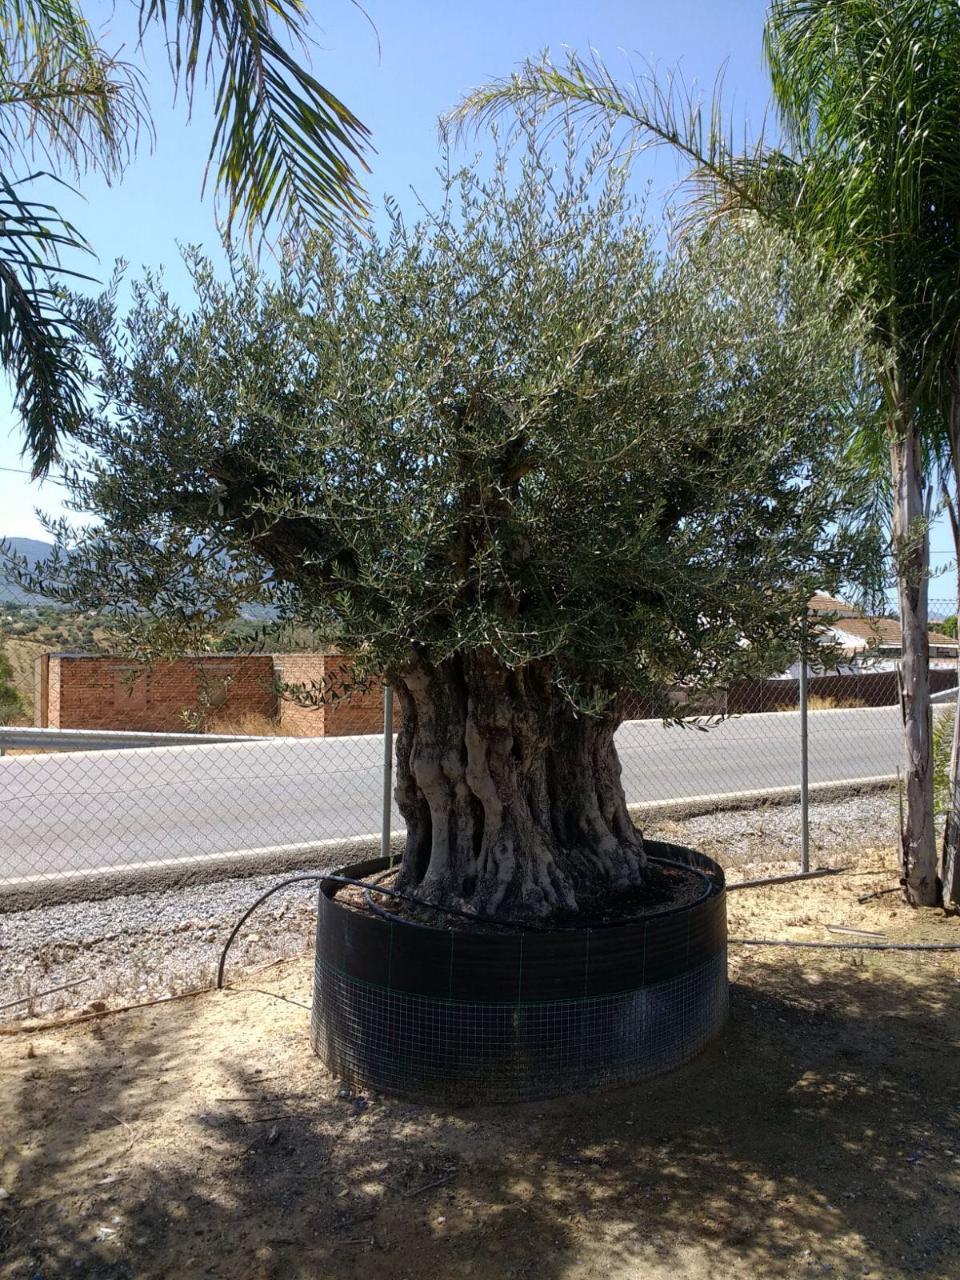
0 170 92 476
0 0 149 177
140 0 372 241
0 0 374 474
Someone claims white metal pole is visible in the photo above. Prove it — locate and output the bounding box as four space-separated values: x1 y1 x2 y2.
799 625 810 873
381 683 394 863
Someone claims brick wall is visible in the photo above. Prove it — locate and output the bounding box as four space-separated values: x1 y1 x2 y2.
39 654 276 733
274 653 385 737
35 651 388 737
44 654 57 728
274 653 326 736
322 656 387 737
43 654 954 736
620 687 727 720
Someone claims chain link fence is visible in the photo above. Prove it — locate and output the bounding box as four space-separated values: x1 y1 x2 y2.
1 582 957 1020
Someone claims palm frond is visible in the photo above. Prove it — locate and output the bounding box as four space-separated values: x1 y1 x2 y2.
452 51 788 230
0 0 375 475
140 0 372 242
0 0 149 177
451 52 712 168
0 170 92 476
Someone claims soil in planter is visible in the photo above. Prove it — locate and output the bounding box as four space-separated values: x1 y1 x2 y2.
553 861 711 926
334 859 709 931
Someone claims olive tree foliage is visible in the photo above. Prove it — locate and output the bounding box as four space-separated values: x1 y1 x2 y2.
22 143 880 920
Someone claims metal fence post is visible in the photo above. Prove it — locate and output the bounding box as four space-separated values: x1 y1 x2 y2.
381 683 394 863
799 627 810 873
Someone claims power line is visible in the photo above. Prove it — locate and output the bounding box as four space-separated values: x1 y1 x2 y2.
0 464 69 486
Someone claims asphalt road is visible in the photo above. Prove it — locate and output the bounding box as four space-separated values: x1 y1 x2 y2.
0 705 903 882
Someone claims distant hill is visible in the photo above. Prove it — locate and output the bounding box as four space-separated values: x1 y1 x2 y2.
1 537 54 603
3 536 54 559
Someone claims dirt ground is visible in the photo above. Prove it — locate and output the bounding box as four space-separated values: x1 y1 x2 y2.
2 855 960 1280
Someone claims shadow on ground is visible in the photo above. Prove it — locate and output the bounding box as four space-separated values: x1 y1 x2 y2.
2 951 959 1280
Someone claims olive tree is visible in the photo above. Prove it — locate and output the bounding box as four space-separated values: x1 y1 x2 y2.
29 146 879 922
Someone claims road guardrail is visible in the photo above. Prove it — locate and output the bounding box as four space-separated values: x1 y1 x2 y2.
0 726 268 754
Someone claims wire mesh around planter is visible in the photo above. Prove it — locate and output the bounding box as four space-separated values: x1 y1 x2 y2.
311 841 729 1104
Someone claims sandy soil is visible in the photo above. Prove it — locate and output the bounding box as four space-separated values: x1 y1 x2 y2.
2 856 959 1280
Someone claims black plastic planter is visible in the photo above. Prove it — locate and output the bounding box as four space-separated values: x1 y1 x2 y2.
311 840 728 1104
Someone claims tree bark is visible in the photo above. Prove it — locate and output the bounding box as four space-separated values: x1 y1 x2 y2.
391 651 646 922
941 581 960 906
890 414 939 905
940 380 960 907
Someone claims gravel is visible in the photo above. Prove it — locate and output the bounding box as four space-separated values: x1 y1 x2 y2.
0 791 899 1023
648 790 899 873
0 863 337 1023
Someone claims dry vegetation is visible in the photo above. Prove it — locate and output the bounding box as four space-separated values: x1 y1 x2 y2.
806 693 870 711
2 638 42 721
1 617 113 723
205 708 332 737
204 709 287 737
761 694 871 713
2 856 959 1280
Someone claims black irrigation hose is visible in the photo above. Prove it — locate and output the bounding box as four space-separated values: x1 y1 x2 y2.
727 868 843 891
215 871 547 989
730 938 960 952
217 858 716 988
217 875 326 989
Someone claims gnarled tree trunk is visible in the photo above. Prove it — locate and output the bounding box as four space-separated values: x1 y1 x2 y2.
392 651 645 922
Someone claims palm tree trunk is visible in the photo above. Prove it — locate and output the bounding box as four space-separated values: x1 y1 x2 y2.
890 413 939 905
941 382 960 906
941 557 960 906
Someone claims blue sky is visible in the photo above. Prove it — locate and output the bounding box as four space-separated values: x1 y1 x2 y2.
1 0 956 605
